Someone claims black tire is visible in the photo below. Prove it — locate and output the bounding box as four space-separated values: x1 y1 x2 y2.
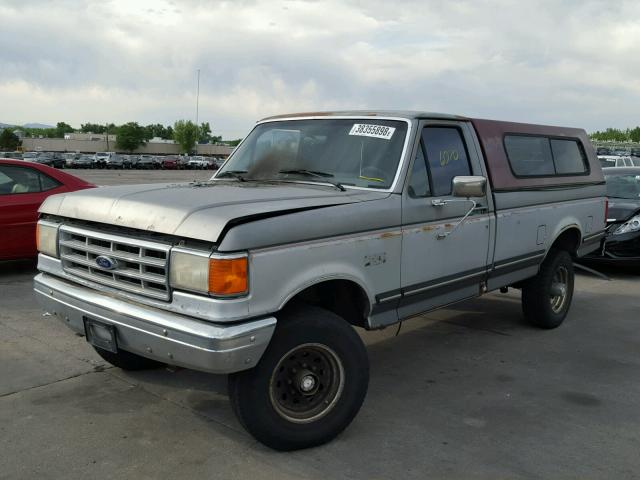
522 249 574 329
92 346 165 371
228 304 369 451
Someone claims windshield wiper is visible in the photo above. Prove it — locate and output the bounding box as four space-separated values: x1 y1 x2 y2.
279 169 335 178
216 170 247 181
277 169 346 191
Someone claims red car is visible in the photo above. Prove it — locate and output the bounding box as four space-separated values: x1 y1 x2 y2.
0 158 94 260
161 156 179 169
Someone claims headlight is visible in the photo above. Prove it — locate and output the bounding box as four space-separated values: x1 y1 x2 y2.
170 248 249 297
36 220 60 257
613 215 640 235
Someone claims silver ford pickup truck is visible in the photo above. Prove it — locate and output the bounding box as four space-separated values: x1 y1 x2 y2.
34 111 606 450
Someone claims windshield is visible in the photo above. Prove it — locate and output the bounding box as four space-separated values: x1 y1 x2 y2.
606 173 640 199
215 118 408 189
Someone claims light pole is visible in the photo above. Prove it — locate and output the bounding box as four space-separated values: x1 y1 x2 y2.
195 69 200 155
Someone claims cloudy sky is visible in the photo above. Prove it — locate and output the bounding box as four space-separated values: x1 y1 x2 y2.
1 0 639 137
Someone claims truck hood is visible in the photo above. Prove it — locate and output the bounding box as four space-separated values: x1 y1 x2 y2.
39 180 388 243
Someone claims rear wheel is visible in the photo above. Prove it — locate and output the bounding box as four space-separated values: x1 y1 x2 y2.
92 346 165 371
522 249 574 329
228 304 369 451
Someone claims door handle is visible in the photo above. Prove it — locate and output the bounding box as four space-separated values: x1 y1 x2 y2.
430 198 478 240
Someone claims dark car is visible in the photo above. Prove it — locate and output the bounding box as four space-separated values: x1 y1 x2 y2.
135 155 156 169
28 152 61 168
585 167 640 265
0 158 94 260
51 152 66 168
34 152 65 169
70 154 96 169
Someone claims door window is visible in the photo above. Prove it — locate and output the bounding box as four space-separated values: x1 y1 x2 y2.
0 165 59 195
421 127 472 196
40 173 61 191
408 143 430 198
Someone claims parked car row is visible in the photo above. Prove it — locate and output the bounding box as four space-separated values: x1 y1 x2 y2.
596 146 640 157
598 155 640 168
0 151 227 170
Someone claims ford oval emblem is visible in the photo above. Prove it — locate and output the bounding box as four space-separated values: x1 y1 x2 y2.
95 255 118 270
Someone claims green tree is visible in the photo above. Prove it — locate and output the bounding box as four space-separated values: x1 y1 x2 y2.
22 127 54 138
115 122 147 152
225 138 243 147
0 129 20 150
142 123 174 140
80 123 106 134
629 127 640 143
590 128 629 142
173 120 198 153
55 122 74 137
198 122 212 143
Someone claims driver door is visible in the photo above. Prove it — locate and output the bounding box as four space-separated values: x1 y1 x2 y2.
399 121 492 318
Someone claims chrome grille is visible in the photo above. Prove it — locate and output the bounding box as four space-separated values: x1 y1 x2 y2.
59 225 171 300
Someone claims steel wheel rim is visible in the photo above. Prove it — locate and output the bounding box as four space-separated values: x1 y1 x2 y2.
550 265 569 314
269 343 345 424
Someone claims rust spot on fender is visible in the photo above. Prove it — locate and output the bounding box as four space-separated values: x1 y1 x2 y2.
379 231 401 239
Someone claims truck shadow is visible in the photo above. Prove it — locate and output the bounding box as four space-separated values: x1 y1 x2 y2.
104 282 640 466
0 259 37 283
0 259 37 276
115 292 534 432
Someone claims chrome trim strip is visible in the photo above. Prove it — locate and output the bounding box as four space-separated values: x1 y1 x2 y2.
59 239 167 267
60 224 172 252
377 293 402 303
582 231 606 243
63 266 169 300
493 252 546 271
403 270 485 297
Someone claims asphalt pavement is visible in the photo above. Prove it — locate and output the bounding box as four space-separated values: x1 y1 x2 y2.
1 170 639 479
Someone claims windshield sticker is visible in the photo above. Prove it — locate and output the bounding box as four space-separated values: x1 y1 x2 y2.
349 124 395 140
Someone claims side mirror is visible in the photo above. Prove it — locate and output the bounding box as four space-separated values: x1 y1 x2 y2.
452 176 487 198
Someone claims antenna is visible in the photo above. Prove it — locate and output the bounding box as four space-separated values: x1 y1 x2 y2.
195 69 200 154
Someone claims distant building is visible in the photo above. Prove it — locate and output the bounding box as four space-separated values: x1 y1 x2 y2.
63 132 116 142
149 136 175 144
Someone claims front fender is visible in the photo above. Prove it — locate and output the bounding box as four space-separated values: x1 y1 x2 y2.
247 233 402 320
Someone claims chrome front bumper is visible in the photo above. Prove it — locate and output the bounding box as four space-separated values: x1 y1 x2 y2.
34 273 276 374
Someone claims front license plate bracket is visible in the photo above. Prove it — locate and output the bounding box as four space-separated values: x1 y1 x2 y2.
83 317 118 353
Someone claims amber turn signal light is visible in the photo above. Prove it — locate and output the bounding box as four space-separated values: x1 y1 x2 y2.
208 256 248 296
36 223 41 251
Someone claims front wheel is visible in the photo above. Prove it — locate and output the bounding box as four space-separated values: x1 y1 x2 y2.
522 249 574 329
228 304 369 451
